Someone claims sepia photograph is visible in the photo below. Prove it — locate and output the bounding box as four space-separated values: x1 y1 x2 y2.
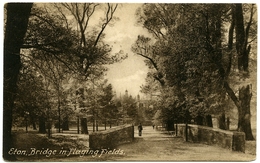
2 2 257 161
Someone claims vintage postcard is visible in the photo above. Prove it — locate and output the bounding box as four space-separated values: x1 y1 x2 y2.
2 2 257 162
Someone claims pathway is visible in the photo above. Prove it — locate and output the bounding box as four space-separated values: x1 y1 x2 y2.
31 126 256 162
94 126 256 161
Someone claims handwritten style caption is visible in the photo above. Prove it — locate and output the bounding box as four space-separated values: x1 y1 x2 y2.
8 148 125 157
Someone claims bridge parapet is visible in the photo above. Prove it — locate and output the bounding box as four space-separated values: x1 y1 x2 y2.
177 124 245 152
89 124 134 149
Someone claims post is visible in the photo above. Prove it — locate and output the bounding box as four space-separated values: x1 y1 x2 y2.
105 119 107 130
77 116 80 134
175 123 178 136
96 120 98 131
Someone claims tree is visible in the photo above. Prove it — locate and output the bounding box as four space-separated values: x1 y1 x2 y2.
121 94 138 123
3 3 33 160
50 3 126 132
55 3 126 77
33 53 70 133
133 4 219 127
98 83 118 129
22 4 82 133
134 4 256 140
63 76 87 133
197 4 256 139
14 64 50 131
223 4 256 140
20 3 126 134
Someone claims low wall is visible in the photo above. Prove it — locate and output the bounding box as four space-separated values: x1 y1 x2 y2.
89 124 134 149
177 124 245 152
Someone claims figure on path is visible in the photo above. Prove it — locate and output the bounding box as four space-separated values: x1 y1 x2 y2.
138 123 143 136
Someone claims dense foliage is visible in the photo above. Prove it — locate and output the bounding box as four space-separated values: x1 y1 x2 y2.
133 4 256 140
8 3 127 134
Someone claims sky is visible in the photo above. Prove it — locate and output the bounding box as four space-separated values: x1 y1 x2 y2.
103 4 150 98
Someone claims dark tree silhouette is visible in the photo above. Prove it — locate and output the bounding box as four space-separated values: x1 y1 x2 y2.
3 3 33 160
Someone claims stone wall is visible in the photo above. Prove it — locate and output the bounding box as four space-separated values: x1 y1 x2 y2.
177 124 245 152
89 124 134 149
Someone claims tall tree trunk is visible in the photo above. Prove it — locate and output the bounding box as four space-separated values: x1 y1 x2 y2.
32 121 37 130
196 115 204 126
62 116 69 130
58 102 61 133
205 115 213 127
96 119 99 131
81 118 89 134
30 114 37 130
238 85 254 140
166 120 174 131
3 3 32 160
233 4 254 140
218 113 227 130
39 115 46 133
234 4 246 71
224 82 254 140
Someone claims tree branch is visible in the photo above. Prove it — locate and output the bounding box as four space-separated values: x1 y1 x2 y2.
224 81 240 108
137 52 159 71
94 3 118 47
